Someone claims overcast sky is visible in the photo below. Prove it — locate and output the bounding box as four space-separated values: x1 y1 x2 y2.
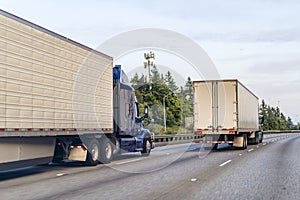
1 0 300 123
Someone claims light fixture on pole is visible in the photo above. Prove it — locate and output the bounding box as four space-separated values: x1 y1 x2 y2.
143 51 155 83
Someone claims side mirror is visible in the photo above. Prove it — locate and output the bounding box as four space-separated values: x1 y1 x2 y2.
144 106 149 118
259 116 265 124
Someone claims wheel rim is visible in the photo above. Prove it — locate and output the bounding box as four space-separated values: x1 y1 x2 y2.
146 140 151 153
91 143 99 161
105 142 112 159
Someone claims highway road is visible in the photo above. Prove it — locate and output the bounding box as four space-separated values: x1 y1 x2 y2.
1 133 300 200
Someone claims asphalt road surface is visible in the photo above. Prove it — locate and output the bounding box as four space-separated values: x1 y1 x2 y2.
1 133 300 200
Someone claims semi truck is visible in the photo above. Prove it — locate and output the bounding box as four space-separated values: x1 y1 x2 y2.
193 80 263 150
0 9 154 170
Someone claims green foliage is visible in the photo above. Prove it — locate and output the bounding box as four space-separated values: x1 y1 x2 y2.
294 122 300 130
165 71 178 92
260 99 297 130
130 68 194 134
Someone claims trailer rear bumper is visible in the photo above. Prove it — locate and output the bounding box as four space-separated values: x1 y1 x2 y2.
199 134 236 145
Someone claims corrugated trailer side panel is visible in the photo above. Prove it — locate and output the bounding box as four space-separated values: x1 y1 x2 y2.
237 82 259 132
0 11 113 135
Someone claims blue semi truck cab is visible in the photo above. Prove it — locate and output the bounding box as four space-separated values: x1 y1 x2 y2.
113 65 155 156
52 65 155 166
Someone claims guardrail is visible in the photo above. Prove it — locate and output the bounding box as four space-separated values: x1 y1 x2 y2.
263 130 300 134
154 134 202 143
154 130 300 144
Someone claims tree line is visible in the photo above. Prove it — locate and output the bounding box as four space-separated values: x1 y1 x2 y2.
260 100 299 130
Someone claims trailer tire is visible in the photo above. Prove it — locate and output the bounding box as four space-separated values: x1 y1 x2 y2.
203 147 211 151
243 134 248 149
212 143 218 150
85 139 100 166
254 132 259 144
259 132 263 143
203 144 217 151
141 139 151 156
52 146 64 163
98 138 113 164
52 155 63 163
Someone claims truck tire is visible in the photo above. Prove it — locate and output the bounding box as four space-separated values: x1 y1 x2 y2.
212 143 218 150
254 132 259 144
141 139 151 156
85 139 100 166
243 134 248 149
203 146 211 151
98 138 113 164
259 132 263 143
52 145 64 163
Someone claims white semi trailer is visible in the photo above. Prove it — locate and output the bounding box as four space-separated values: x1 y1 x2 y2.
0 10 154 170
193 80 263 150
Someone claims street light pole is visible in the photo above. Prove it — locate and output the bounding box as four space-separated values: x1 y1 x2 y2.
163 96 166 132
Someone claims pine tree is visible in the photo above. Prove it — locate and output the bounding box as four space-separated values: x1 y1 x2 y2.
164 71 178 92
130 73 146 89
151 66 161 84
184 76 193 100
259 99 295 130
260 100 269 130
287 117 294 129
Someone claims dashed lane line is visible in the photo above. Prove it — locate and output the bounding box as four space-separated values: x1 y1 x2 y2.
114 158 142 165
219 160 232 167
56 173 65 177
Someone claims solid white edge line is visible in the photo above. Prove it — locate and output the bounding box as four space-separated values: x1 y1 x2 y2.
115 158 142 165
219 160 232 167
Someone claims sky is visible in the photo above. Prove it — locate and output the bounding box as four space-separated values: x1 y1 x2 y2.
1 0 300 123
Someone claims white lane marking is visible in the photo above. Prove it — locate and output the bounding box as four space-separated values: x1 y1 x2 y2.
263 143 267 146
248 148 254 152
166 153 170 155
239 154 243 156
56 173 65 177
256 146 259 148
219 160 232 167
191 178 197 182
115 158 142 165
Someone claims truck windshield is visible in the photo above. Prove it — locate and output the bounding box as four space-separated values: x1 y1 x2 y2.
121 70 130 84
